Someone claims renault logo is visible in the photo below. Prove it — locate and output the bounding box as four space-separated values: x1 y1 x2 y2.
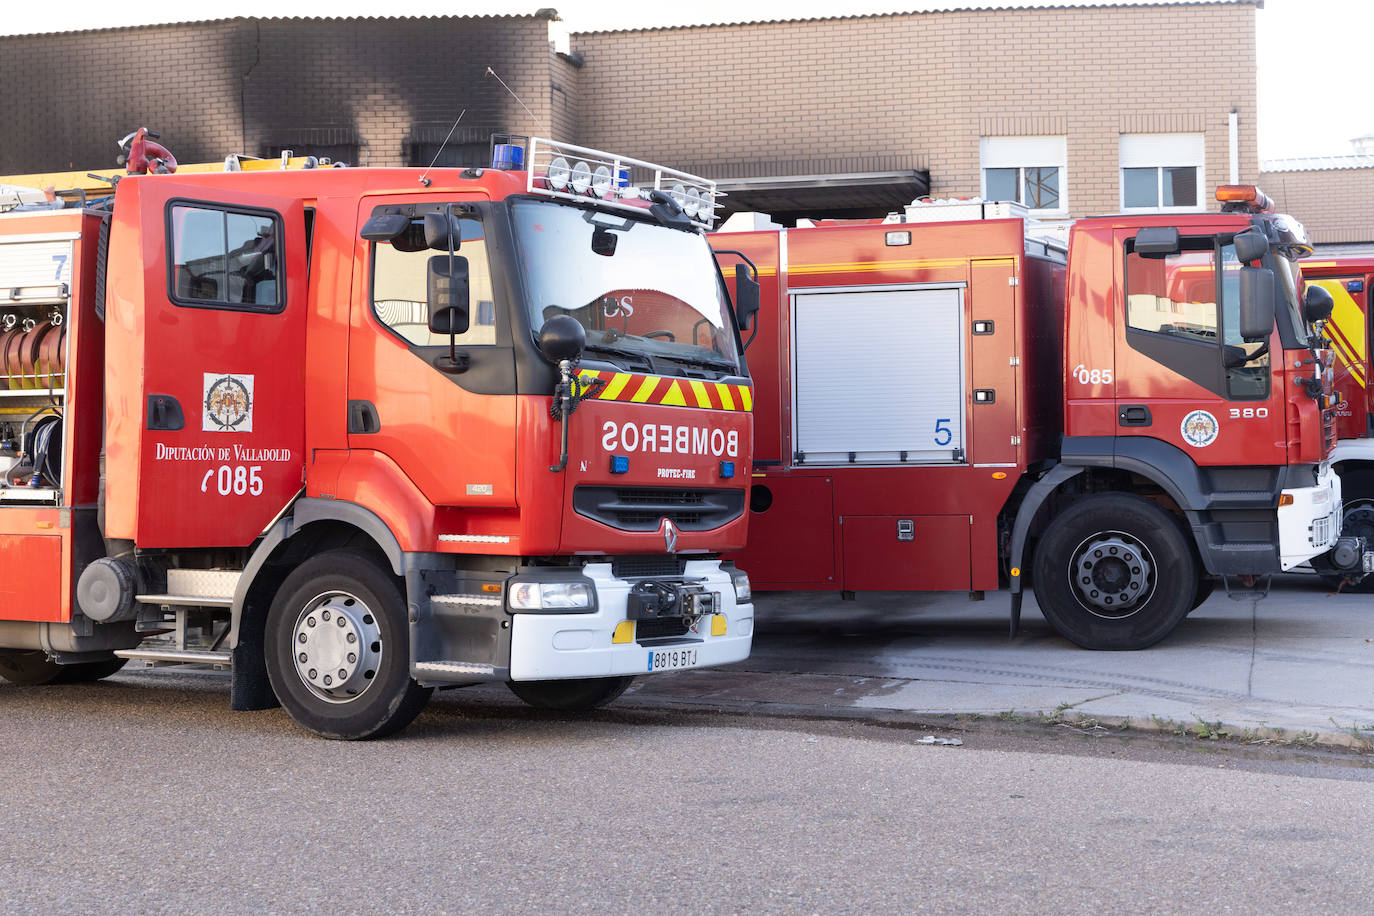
659 518 679 554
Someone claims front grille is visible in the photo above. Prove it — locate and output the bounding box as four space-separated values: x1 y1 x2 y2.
573 486 745 532
635 617 693 640
612 555 687 579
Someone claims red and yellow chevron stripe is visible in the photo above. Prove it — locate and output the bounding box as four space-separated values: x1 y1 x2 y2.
1314 279 1367 388
576 369 753 412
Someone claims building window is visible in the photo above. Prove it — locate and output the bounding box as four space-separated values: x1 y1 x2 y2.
1120 134 1204 212
980 136 1067 215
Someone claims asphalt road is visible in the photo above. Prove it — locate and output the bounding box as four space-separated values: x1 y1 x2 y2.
2 670 1374 913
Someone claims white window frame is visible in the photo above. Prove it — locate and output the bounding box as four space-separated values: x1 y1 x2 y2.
1119 133 1206 214
979 136 1068 217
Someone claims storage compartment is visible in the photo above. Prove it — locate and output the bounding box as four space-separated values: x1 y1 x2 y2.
840 514 971 591
0 235 72 505
0 534 64 622
792 285 965 465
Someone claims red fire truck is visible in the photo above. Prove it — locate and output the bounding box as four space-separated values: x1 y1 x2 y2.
0 132 756 738
714 187 1364 650
1300 254 1374 587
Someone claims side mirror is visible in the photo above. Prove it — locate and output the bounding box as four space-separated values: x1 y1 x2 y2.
1233 228 1269 264
538 315 586 364
427 255 469 334
424 211 463 251
1303 283 1334 324
1133 226 1180 258
734 263 760 331
1238 266 1275 341
360 212 410 242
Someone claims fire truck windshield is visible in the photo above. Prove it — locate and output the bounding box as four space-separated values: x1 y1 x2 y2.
512 200 741 375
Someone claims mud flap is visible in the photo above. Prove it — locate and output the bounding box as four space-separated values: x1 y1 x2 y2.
230 638 279 711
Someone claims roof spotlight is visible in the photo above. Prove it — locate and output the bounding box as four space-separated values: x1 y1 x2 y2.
571 161 592 194
547 156 571 191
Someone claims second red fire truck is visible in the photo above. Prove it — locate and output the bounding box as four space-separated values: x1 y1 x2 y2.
715 187 1365 650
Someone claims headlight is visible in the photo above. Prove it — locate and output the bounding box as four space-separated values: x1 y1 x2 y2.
508 581 594 610
730 570 751 603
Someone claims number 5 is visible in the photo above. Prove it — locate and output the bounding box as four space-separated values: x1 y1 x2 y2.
934 418 952 446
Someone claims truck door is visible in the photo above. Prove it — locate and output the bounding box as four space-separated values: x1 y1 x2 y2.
133 182 307 547
969 259 1018 465
346 199 517 510
1310 273 1368 441
1113 230 1286 467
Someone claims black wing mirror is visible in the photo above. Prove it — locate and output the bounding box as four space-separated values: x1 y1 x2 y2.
424 210 463 251
1233 228 1269 264
734 263 760 332
1238 266 1276 341
1303 283 1334 324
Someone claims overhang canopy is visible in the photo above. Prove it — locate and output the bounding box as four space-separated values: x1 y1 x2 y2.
681 154 930 225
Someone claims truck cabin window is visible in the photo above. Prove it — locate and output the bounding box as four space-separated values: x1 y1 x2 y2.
169 204 283 312
370 214 497 347
1125 236 1268 400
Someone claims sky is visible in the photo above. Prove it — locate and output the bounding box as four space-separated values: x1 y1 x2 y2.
2 0 1369 162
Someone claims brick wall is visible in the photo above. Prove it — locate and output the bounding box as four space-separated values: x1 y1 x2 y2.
1260 168 1374 245
572 3 1260 217
0 21 250 172
0 15 566 174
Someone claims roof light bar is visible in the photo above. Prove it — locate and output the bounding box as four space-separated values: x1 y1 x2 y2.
525 137 720 228
1216 185 1275 214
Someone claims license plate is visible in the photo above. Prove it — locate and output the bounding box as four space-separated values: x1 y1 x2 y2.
647 646 700 672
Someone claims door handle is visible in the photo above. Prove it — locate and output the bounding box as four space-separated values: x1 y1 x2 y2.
1118 404 1152 427
146 394 185 431
347 400 381 435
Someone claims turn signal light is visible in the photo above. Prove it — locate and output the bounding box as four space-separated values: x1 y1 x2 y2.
1278 493 1295 507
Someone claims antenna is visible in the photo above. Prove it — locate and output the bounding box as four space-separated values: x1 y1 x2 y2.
486 67 549 136
418 108 467 188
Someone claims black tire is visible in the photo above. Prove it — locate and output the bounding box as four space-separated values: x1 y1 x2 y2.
507 676 634 712
0 651 63 686
54 656 129 684
264 550 432 740
1191 577 1216 612
1032 494 1197 650
1333 471 1374 593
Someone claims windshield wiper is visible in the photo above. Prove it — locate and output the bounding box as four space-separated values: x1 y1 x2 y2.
583 341 656 370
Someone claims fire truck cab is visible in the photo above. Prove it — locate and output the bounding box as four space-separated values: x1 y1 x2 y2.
0 137 756 738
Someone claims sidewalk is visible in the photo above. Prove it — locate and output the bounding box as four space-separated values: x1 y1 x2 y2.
626 574 1374 748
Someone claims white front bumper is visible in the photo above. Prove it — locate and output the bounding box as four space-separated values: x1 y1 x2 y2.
1277 465 1341 570
508 560 754 681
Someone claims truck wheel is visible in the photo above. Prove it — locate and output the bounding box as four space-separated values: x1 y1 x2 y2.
264 550 432 740
0 651 63 686
1333 473 1374 593
508 676 634 712
54 657 129 683
1033 494 1196 650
